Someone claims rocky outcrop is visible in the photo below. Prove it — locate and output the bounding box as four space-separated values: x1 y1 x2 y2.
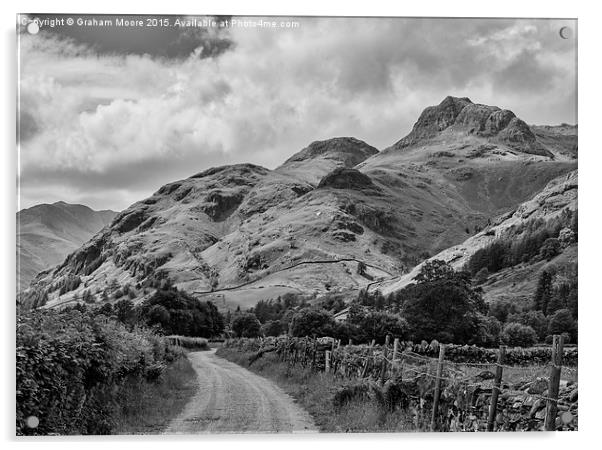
394 96 473 148
317 168 379 191
391 96 552 157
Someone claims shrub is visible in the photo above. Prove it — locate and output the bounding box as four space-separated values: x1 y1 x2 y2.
16 309 178 435
500 322 538 347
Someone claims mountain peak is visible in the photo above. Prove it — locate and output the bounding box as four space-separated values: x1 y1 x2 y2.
390 97 551 157
281 137 378 166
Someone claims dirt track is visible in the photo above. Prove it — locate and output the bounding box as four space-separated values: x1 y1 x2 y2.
164 349 316 434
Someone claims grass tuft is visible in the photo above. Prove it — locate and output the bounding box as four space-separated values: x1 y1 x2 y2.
113 354 197 434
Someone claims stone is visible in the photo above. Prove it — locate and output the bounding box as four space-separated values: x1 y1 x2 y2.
527 377 548 395
561 411 574 425
529 399 546 418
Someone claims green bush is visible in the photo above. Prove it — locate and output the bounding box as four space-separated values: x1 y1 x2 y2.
500 322 538 347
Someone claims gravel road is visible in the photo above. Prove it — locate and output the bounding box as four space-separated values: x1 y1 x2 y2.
164 349 317 434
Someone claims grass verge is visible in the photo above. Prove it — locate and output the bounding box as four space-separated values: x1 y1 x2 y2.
216 347 418 432
112 352 198 434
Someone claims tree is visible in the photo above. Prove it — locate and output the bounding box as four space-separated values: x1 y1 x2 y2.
137 288 224 337
472 314 502 347
357 261 367 276
289 308 335 337
414 259 457 283
488 301 517 323
539 238 561 261
534 270 553 315
400 260 487 343
95 302 113 317
147 305 171 328
114 299 135 324
260 320 284 337
351 311 408 344
500 323 538 347
231 313 261 338
508 310 548 341
547 309 577 343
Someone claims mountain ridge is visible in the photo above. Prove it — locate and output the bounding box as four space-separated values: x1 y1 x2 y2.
17 202 118 291
19 97 577 313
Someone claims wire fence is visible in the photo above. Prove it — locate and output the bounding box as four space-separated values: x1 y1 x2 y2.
224 335 578 432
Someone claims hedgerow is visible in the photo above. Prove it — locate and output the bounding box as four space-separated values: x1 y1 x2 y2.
16 309 182 435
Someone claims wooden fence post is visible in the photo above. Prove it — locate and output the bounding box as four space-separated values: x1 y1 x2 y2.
487 345 506 431
430 344 446 432
361 347 371 378
379 335 391 385
544 335 565 431
325 350 331 373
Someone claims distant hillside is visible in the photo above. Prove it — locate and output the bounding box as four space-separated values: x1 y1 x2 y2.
371 170 578 308
17 202 117 290
20 97 577 312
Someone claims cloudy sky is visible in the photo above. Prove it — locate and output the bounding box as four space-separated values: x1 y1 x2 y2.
18 15 577 212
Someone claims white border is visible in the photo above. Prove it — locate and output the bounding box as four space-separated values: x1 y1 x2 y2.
2 1 599 450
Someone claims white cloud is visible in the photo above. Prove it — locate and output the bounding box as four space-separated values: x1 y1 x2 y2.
18 17 577 211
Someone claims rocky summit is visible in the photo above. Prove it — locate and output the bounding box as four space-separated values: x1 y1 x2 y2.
20 97 577 314
390 96 551 157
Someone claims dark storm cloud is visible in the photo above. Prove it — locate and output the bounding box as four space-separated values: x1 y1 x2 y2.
493 49 556 92
22 14 233 59
20 145 229 191
17 110 39 142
